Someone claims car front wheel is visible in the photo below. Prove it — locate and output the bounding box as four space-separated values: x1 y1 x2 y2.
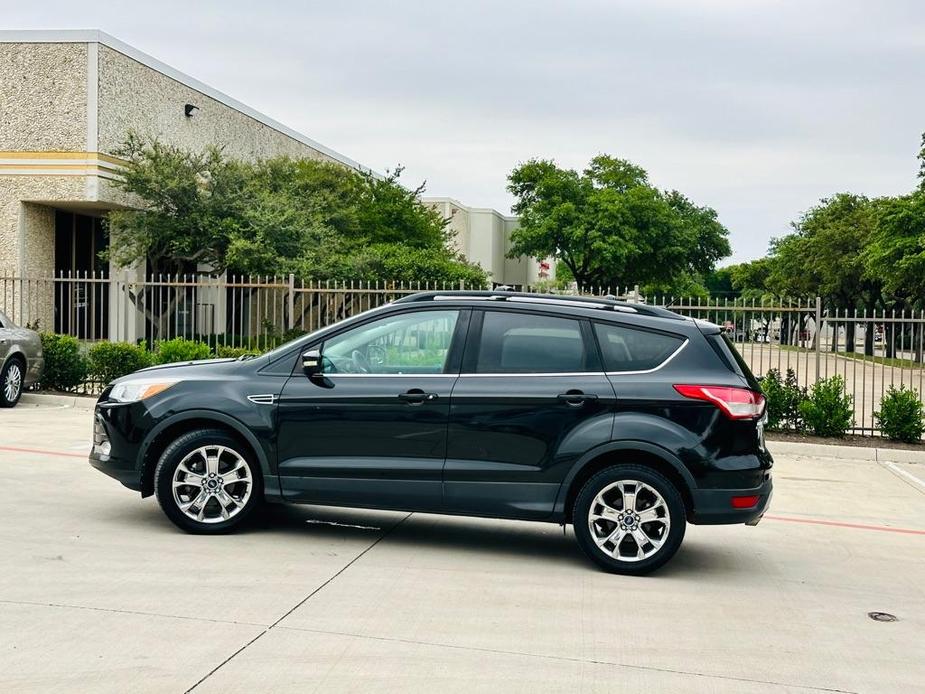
573 464 686 575
154 429 262 533
0 358 24 408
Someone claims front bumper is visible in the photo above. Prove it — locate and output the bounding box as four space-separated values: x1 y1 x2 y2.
88 403 143 491
689 473 773 525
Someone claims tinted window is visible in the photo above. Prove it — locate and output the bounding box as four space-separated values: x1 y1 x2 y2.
323 310 459 374
475 312 589 373
594 323 684 372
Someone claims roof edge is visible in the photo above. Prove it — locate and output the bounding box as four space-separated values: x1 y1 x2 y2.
0 29 370 173
422 196 518 222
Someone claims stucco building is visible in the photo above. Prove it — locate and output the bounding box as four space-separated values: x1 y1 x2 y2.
422 197 552 287
0 30 546 338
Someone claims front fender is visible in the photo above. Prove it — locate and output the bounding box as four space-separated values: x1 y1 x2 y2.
138 409 276 494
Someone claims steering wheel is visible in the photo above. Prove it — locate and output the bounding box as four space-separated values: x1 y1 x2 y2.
351 349 370 374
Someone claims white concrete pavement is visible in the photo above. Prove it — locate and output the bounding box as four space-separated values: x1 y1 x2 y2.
0 404 923 693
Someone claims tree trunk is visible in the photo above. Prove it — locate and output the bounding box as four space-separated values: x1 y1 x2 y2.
779 314 791 346
884 322 896 359
864 322 875 356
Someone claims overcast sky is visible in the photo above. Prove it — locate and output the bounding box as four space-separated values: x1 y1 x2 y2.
6 0 925 263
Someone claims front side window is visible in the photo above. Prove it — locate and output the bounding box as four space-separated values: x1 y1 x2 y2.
594 322 684 372
322 310 459 374
475 311 590 373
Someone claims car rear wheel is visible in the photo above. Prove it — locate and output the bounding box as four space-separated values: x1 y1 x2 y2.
154 429 262 533
573 464 686 575
0 358 24 408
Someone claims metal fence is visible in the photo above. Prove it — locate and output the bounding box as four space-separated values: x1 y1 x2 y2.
0 272 484 350
649 296 925 435
2 271 922 434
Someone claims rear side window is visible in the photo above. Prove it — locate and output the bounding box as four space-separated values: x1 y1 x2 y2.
475 312 590 373
594 323 684 372
714 333 761 390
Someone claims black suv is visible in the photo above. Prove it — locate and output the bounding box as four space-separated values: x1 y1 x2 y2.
89 291 772 574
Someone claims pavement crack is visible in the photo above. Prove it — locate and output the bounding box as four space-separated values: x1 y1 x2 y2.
275 625 858 694
184 511 412 693
0 598 266 627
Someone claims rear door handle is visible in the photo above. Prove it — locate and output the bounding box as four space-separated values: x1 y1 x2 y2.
557 390 598 406
398 389 439 405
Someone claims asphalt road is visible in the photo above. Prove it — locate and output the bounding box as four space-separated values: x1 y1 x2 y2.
1 403 923 693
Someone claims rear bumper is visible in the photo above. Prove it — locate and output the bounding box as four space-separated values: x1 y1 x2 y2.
689 474 773 525
25 356 44 387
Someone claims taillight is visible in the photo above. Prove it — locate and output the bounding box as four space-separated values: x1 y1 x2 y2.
673 384 766 420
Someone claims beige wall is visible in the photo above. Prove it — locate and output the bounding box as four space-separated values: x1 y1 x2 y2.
97 45 338 165
0 42 87 152
0 176 86 273
422 198 553 286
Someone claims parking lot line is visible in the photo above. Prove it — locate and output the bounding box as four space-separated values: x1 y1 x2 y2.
0 445 87 459
879 460 925 493
765 514 925 535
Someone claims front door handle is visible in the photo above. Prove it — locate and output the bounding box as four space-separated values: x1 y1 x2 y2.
557 390 598 407
398 389 439 405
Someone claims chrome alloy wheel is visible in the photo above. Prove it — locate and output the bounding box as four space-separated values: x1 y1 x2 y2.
587 480 671 562
172 445 252 524
4 362 22 402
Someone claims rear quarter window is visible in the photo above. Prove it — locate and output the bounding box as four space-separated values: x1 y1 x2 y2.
594 323 684 372
706 333 761 390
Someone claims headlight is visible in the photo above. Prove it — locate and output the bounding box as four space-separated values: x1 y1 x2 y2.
109 378 179 403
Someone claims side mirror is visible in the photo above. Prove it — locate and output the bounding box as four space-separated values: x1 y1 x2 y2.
302 349 323 377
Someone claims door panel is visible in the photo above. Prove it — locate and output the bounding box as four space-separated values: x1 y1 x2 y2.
444 310 616 519
276 308 465 512
445 375 615 518
278 374 456 510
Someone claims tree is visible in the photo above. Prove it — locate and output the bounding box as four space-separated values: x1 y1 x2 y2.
768 194 877 307
107 136 486 285
728 258 775 302
703 266 736 298
107 134 249 276
506 155 730 289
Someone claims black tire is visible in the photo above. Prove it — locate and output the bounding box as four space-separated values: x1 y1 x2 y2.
0 357 25 408
154 429 262 534
572 464 686 575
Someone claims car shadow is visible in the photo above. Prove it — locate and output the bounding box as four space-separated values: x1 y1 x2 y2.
109 500 753 577
258 504 753 577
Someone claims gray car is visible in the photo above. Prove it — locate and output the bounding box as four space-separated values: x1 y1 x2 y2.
0 311 44 407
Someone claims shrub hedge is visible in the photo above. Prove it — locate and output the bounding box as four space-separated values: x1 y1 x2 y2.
87 342 154 383
760 368 806 432
875 385 924 443
799 375 854 438
39 333 88 391
154 338 212 364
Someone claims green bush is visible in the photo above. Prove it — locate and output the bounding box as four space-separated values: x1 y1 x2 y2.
87 342 153 384
799 375 854 438
760 368 806 431
154 338 212 364
875 385 924 443
214 344 262 359
39 333 88 391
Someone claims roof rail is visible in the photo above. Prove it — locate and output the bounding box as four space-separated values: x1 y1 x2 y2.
393 291 683 319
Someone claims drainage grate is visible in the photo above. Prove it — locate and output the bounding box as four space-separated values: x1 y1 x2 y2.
868 611 898 622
